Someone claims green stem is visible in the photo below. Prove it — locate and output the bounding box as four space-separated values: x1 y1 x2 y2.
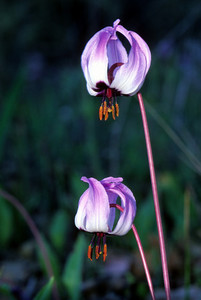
0 188 60 300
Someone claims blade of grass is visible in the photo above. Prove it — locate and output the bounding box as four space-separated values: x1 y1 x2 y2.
0 284 17 300
184 188 191 300
0 188 60 300
144 99 201 175
62 234 86 300
34 277 54 300
0 69 25 161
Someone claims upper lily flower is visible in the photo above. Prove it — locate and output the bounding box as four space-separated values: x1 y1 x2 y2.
81 19 151 120
75 176 136 261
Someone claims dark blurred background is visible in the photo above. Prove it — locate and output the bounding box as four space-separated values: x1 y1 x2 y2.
0 0 201 299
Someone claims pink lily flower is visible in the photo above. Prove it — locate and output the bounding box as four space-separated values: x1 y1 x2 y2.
81 19 151 120
75 176 136 261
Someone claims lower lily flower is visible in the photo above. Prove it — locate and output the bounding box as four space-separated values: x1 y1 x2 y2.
74 176 136 261
81 19 151 120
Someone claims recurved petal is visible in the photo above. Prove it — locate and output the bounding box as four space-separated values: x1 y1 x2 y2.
106 190 118 232
110 34 147 95
101 176 123 185
108 183 136 236
107 38 128 70
86 83 99 96
74 188 90 231
100 177 123 230
81 27 113 90
80 177 110 233
111 23 151 71
129 31 151 73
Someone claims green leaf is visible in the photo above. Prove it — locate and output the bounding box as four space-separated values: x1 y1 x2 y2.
0 69 24 161
62 234 87 300
37 236 60 281
134 194 156 248
34 277 54 300
49 210 69 251
158 173 184 239
0 196 13 246
0 284 17 300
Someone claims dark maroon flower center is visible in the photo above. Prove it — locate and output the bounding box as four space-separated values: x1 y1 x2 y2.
92 63 124 121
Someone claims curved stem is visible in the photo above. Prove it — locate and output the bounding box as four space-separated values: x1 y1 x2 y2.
131 224 155 300
0 188 60 300
110 204 156 300
137 92 171 300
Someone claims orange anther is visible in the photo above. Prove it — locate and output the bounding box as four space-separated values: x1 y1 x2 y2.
88 245 93 261
103 100 107 115
103 244 107 262
99 105 103 120
95 245 100 259
115 103 119 117
104 108 109 121
112 105 115 120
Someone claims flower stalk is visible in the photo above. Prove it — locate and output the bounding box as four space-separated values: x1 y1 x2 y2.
110 203 156 300
137 92 171 300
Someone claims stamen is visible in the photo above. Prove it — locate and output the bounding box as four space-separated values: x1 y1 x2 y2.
90 233 97 247
112 105 115 120
115 103 119 117
103 100 107 115
87 233 107 262
104 108 109 121
98 89 120 121
103 244 107 262
95 245 100 259
88 245 93 261
99 105 103 120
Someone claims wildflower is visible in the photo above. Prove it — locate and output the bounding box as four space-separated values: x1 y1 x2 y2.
81 19 151 120
75 176 136 261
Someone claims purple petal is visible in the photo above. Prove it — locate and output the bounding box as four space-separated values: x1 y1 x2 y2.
81 27 113 92
113 22 151 70
113 19 121 29
100 177 123 230
116 24 132 44
74 188 90 230
80 177 110 233
101 176 123 185
106 191 118 231
111 24 151 95
129 31 151 74
86 83 99 96
107 39 128 70
111 34 147 95
108 183 136 236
